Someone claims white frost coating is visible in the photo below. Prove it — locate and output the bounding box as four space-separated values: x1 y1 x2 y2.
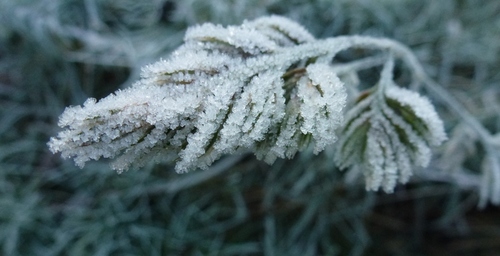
364 125 399 192
48 15 446 192
140 51 234 81
48 85 201 172
184 23 278 55
246 15 315 46
298 63 346 153
385 85 447 146
216 71 286 154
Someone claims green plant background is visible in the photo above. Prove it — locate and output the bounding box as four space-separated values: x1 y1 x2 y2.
1 0 499 255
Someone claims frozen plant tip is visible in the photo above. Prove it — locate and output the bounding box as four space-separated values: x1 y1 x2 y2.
48 16 446 192
334 57 446 192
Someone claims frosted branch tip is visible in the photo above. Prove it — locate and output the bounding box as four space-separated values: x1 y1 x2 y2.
48 15 446 193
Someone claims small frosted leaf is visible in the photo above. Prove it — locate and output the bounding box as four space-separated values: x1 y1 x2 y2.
140 51 234 87
48 85 200 170
335 83 447 192
184 23 278 55
246 15 315 46
297 63 346 153
253 64 347 163
385 85 447 146
215 71 285 154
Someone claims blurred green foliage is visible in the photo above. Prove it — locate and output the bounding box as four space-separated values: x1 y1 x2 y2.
1 0 499 255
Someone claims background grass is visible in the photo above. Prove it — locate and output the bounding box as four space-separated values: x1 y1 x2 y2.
1 0 500 255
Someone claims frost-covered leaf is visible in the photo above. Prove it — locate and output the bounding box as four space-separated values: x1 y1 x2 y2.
48 85 201 172
184 22 279 56
335 81 447 192
246 15 316 46
297 63 346 154
255 63 347 163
